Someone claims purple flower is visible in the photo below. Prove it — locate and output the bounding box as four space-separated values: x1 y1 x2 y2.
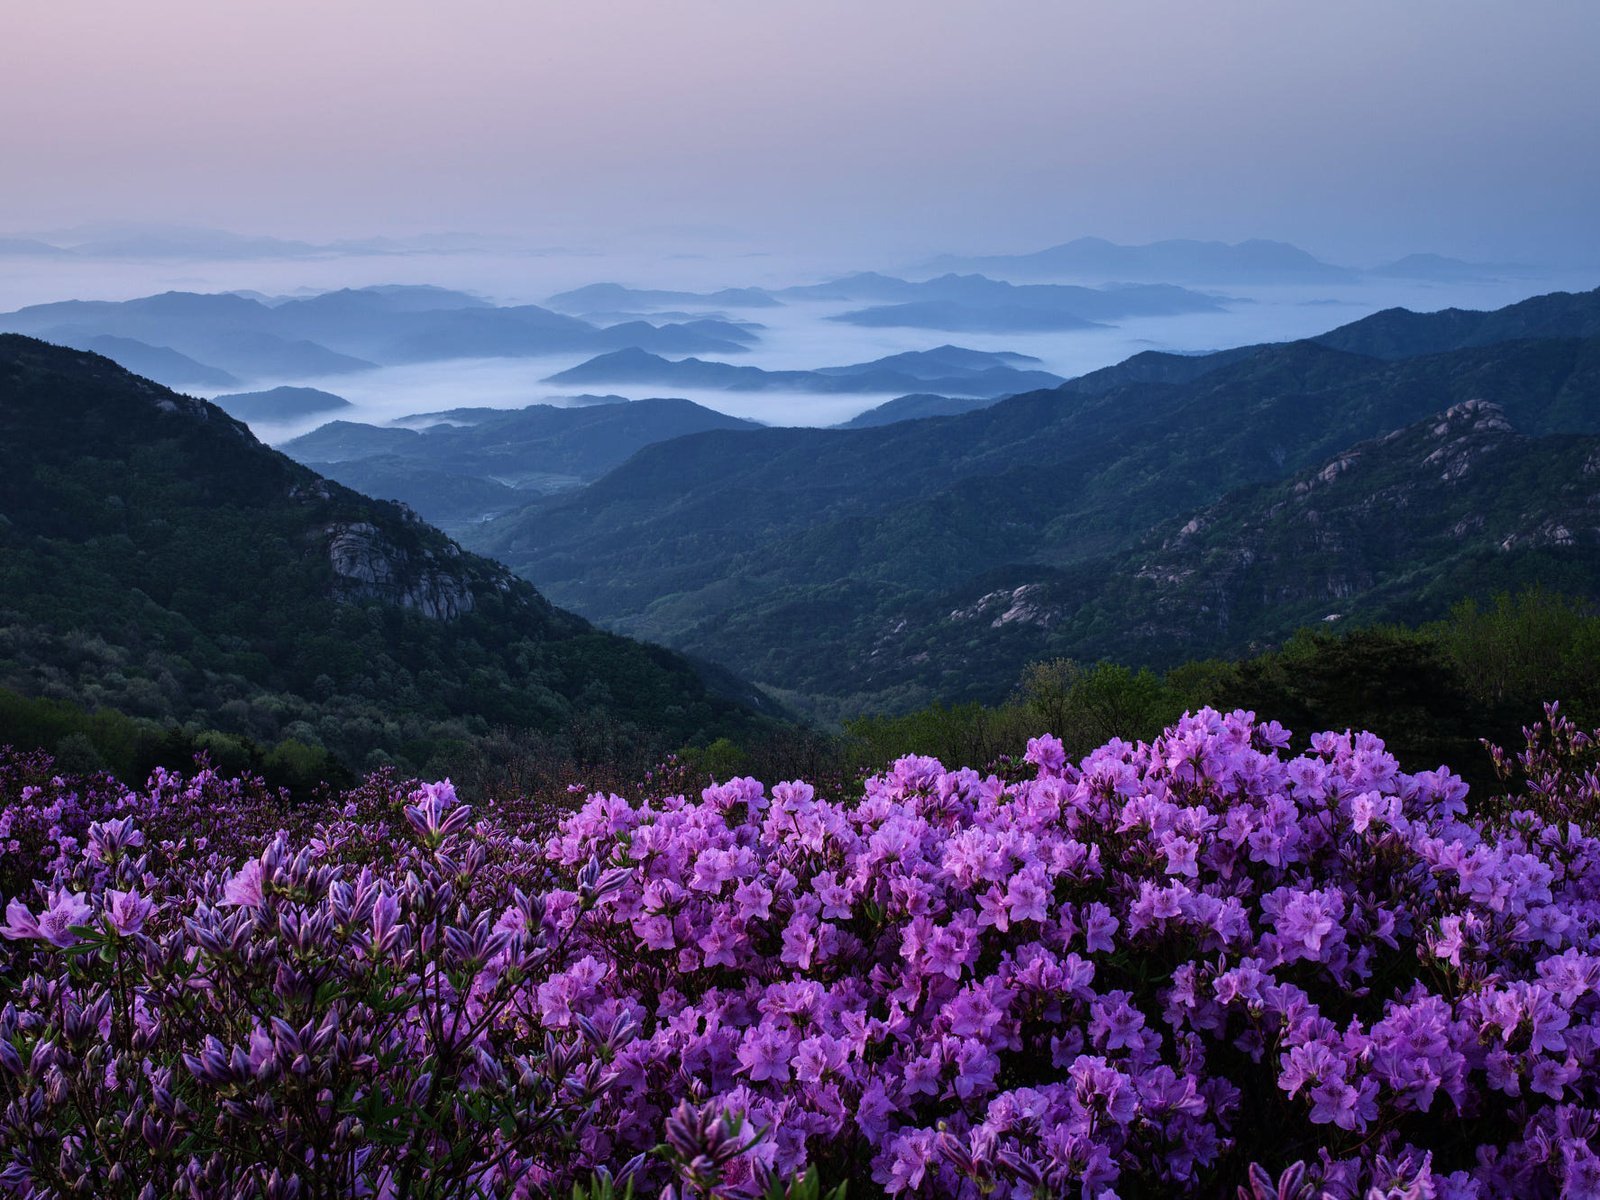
0 898 41 942
105 889 155 936
1025 735 1066 774
1005 864 1050 925
1306 1077 1378 1132
1161 833 1201 878
737 1025 793 1084
11 890 94 947
220 859 266 909
7 706 1600 1196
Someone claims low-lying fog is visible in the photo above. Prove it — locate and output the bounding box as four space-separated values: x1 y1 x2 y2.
2 244 1593 442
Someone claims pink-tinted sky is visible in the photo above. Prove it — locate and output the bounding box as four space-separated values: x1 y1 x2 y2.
4 0 1597 263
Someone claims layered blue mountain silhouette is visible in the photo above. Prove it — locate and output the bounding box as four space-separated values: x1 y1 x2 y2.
0 286 760 386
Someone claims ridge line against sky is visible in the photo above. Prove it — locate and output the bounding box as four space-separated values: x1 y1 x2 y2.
2 0 1597 265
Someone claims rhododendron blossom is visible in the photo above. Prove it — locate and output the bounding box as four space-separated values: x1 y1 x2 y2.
2 710 1600 1197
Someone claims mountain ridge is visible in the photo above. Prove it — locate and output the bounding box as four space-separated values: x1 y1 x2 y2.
544 345 1065 397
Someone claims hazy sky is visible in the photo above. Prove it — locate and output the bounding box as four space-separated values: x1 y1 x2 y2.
4 0 1598 265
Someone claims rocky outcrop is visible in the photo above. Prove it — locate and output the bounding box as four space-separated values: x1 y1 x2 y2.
324 521 477 620
1421 399 1514 482
948 583 1060 629
914 397 1600 678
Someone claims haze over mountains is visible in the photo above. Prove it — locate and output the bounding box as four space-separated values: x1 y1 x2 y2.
911 236 1537 286
0 285 756 389
0 223 531 261
280 397 760 533
1 228 1586 436
548 272 1228 331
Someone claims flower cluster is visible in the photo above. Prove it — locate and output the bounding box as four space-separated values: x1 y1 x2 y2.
1 707 1599 1197
0 765 635 1197
536 711 1600 1198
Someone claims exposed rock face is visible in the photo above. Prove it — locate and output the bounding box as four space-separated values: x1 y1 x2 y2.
325 521 477 620
908 396 1600 677
948 583 1059 629
1422 399 1514 482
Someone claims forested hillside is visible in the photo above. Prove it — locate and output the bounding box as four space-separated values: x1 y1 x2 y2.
0 336 772 780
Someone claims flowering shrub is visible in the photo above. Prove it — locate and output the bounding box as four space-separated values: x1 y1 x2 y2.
0 763 647 1198
3 708 1600 1197
1482 703 1600 831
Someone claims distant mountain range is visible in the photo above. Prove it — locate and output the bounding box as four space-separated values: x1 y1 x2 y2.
917 237 1358 284
465 285 1600 714
0 225 1544 290
912 237 1548 288
0 335 769 772
544 345 1064 397
0 237 73 258
280 398 760 532
548 272 1226 334
1369 253 1527 283
6 243 1560 398
819 274 1224 332
63 335 241 390
0 286 759 388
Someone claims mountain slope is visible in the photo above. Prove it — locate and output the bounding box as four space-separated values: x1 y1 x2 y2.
1312 287 1600 359
0 336 770 771
834 393 1000 428
60 335 239 390
1049 287 1600 389
468 288 1600 713
851 399 1600 701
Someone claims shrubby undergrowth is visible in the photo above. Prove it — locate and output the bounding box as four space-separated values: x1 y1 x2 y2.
2 708 1600 1197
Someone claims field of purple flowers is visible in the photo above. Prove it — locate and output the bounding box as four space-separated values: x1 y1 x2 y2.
3 707 1600 1198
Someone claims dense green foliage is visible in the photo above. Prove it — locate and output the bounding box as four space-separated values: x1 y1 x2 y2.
834 590 1600 796
0 336 772 782
0 684 348 795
